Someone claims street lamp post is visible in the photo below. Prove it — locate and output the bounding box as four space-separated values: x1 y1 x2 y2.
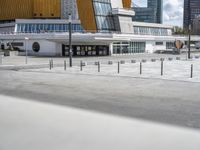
25 37 29 64
188 0 191 59
68 13 73 67
188 24 191 59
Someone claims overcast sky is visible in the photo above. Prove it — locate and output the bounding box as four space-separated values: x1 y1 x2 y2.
134 0 184 27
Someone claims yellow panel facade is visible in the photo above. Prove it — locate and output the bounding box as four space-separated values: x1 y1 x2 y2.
0 0 61 20
0 0 33 20
122 0 132 9
77 0 97 32
33 0 61 18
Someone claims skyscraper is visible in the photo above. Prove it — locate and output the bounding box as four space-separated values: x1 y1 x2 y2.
133 0 163 24
184 0 200 29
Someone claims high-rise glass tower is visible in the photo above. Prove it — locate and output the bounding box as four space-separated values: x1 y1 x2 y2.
133 0 163 24
184 0 200 29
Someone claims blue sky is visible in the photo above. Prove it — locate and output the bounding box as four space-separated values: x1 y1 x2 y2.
133 0 184 27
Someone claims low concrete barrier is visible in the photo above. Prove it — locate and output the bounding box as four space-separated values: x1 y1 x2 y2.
120 60 125 64
131 60 136 63
108 61 113 65
168 58 173 61
142 59 147 63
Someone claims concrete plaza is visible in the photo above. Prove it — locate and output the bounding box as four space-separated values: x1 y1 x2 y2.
1 53 200 150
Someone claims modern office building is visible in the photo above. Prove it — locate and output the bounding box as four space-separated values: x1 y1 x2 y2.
0 0 199 57
192 16 200 35
184 0 200 29
133 0 163 23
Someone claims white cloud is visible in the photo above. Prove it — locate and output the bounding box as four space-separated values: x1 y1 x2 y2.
163 0 184 27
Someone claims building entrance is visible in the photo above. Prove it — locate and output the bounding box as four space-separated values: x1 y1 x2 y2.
62 45 109 56
0 44 4 50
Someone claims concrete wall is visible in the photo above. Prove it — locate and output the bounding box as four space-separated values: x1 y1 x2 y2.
25 40 62 56
146 41 154 53
146 41 167 53
154 42 166 52
0 39 62 56
111 0 123 8
118 16 134 33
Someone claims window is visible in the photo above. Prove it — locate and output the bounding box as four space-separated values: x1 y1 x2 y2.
113 42 146 54
11 42 24 47
133 26 170 36
166 42 175 49
156 42 163 45
16 23 83 33
93 0 116 32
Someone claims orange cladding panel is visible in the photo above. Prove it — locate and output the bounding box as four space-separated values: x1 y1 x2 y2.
0 0 33 20
122 0 132 9
0 0 61 20
33 0 61 18
77 0 97 32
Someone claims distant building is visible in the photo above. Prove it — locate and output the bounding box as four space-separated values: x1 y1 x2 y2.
184 0 200 29
133 0 163 24
192 16 200 35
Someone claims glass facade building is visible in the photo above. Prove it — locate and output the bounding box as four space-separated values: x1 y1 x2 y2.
184 0 200 29
93 0 116 32
133 0 163 24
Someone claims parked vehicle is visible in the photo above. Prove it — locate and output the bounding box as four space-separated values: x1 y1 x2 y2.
195 42 200 49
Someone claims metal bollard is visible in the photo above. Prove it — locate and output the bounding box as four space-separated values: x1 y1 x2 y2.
118 62 120 74
161 60 164 76
80 61 83 71
98 61 100 72
191 64 193 78
140 62 142 75
64 60 66 71
49 59 52 70
51 59 54 68
0 55 2 65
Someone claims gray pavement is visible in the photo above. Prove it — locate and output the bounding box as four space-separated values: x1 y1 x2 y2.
0 69 200 129
1 53 200 149
1 95 200 150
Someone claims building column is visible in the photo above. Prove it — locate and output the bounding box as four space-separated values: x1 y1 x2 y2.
109 42 113 56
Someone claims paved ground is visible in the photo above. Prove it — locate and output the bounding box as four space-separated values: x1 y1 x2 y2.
0 69 200 129
1 95 200 150
30 58 200 82
1 54 200 149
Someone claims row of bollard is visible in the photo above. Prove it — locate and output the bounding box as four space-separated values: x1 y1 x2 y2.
94 60 194 78
48 59 195 79
78 60 194 78
79 60 165 76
